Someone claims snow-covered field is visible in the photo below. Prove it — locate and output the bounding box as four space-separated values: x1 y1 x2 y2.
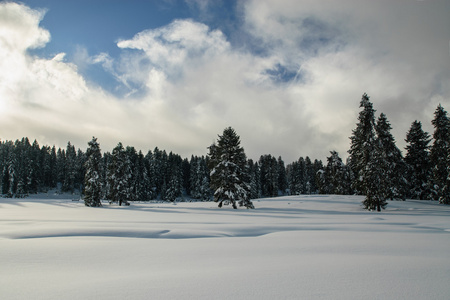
1 194 450 300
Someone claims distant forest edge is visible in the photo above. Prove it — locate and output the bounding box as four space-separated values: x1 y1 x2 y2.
1 93 449 209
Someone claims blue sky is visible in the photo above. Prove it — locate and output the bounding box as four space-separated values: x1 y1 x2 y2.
1 0 449 162
25 0 239 94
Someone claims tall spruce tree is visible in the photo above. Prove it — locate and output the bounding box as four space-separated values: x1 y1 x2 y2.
208 127 253 209
107 142 130 206
404 121 432 199
84 137 103 207
348 93 386 211
375 113 407 200
430 105 450 204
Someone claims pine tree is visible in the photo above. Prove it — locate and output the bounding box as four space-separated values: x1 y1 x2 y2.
62 142 77 193
404 121 432 199
208 127 253 209
375 113 407 200
107 142 130 206
84 137 103 207
277 156 288 195
348 93 386 211
259 154 279 197
430 105 450 203
325 151 347 195
7 152 17 197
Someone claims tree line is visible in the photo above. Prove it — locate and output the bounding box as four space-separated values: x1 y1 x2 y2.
1 93 449 210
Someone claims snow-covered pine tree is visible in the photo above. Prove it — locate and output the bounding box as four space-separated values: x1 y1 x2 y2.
84 137 103 207
259 154 279 197
134 151 152 201
325 151 347 195
7 152 17 197
277 156 288 195
348 93 387 211
75 149 86 192
348 93 377 194
208 127 254 209
304 157 316 194
361 137 387 211
404 121 432 200
62 142 77 193
430 105 450 204
190 156 211 200
375 113 407 200
107 142 130 206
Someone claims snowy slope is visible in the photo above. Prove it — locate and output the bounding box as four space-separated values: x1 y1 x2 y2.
1 195 450 299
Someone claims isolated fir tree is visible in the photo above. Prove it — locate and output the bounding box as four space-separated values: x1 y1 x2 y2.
404 121 432 199
430 105 450 204
375 113 407 200
84 137 103 207
208 127 254 209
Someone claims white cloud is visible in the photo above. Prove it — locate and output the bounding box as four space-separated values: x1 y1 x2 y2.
0 1 449 163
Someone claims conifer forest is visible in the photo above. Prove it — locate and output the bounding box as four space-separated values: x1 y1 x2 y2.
1 94 449 210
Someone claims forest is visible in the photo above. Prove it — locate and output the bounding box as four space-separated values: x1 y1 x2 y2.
1 94 449 209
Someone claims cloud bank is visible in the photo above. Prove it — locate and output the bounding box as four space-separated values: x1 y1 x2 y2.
0 1 449 162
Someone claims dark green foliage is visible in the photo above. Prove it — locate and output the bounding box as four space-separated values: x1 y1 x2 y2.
375 113 407 200
259 154 279 197
190 155 211 201
107 142 130 206
277 156 288 194
286 157 320 195
84 137 103 207
208 127 253 209
430 105 450 204
324 151 351 195
348 93 387 211
404 121 432 199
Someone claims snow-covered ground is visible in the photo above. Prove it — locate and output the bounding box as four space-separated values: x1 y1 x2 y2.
1 194 450 300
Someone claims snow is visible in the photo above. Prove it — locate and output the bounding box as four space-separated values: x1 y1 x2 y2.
1 194 450 300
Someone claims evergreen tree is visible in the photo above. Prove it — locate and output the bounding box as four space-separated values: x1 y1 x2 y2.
325 151 348 195
134 151 152 201
348 93 386 211
107 142 130 206
208 127 254 209
404 121 432 199
430 105 450 203
277 156 288 195
259 154 279 197
247 159 260 199
84 137 103 207
76 148 87 192
7 152 17 197
62 142 77 193
313 159 325 194
375 113 407 200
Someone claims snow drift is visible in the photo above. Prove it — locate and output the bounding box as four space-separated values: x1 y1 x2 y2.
1 195 450 299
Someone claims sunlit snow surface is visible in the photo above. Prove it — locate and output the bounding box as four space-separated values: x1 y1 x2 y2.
1 195 450 299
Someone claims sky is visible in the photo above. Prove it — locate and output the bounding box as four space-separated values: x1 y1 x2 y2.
0 0 449 163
